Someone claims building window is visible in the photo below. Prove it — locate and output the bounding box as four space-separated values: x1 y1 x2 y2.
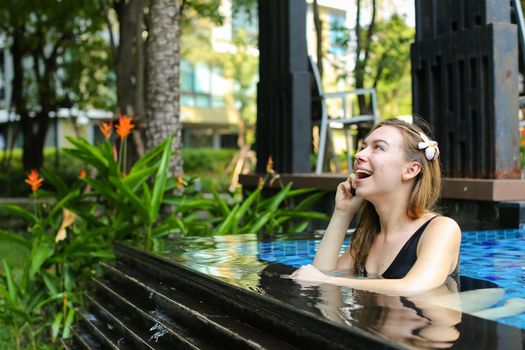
329 13 346 56
181 60 226 108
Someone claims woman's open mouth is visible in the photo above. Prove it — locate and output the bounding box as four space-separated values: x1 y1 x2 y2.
355 169 372 179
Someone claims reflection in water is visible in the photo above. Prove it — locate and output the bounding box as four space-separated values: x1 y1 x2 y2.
258 265 465 349
158 234 524 348
314 283 463 349
161 234 268 292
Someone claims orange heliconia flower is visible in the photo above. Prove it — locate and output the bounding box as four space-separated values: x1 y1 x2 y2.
266 155 274 173
99 120 113 140
79 168 86 179
25 169 43 192
116 114 134 140
175 171 188 189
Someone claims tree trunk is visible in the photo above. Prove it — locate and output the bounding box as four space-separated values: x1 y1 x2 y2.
11 28 50 170
115 0 143 115
145 0 183 180
21 113 49 170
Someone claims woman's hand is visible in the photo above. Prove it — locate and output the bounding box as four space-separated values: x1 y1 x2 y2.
334 173 364 212
290 264 331 284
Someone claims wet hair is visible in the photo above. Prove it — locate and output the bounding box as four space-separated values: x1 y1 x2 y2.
350 117 442 274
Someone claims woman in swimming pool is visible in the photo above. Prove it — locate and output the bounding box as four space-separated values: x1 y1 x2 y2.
291 118 461 295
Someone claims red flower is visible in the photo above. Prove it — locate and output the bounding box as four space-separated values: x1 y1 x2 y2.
99 120 113 140
116 114 134 140
79 168 86 179
25 169 43 192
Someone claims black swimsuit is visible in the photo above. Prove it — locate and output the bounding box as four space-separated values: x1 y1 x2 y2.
362 216 460 279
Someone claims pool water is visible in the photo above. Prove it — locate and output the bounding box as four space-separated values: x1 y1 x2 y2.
255 228 525 329
161 228 525 331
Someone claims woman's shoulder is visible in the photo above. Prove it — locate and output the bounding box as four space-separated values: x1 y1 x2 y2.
423 215 462 241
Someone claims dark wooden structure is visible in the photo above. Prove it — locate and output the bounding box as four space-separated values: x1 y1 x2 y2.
411 0 521 179
243 0 525 228
256 0 311 174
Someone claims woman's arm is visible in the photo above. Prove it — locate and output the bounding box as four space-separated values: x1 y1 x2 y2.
312 175 364 271
296 217 461 296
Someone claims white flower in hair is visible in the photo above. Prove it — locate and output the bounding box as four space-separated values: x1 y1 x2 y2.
418 132 439 160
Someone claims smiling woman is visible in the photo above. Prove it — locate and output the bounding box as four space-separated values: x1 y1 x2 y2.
291 117 461 295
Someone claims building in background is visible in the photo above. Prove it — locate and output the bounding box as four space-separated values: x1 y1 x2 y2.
0 0 353 152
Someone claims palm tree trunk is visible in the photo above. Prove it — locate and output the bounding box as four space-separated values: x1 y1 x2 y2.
145 0 183 181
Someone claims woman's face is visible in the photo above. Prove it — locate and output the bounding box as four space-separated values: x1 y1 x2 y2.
353 125 411 199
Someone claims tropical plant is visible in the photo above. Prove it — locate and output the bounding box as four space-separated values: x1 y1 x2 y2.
163 175 329 237
0 120 177 347
0 169 84 348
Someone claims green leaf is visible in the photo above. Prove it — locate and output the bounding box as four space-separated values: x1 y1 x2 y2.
233 186 261 227
267 182 293 212
83 177 126 207
208 184 230 216
29 242 54 279
246 212 272 233
40 168 68 195
62 307 75 339
294 191 325 211
153 216 187 237
27 289 47 313
2 260 18 305
171 198 217 210
1 204 37 224
64 138 109 173
43 273 58 296
108 175 150 225
150 136 173 223
64 264 73 292
276 210 329 221
143 182 152 207
0 231 31 271
216 203 240 235
88 251 115 259
33 292 66 310
129 139 166 174
46 189 81 225
286 188 316 197
51 312 63 341
290 220 310 233
122 166 157 191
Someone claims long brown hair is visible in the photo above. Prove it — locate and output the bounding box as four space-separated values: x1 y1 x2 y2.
350 118 442 274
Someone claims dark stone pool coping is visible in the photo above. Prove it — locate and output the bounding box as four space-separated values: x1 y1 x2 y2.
115 243 401 349
114 243 525 350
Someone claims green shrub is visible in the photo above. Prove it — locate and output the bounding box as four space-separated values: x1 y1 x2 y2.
0 147 238 197
183 147 236 173
0 149 84 197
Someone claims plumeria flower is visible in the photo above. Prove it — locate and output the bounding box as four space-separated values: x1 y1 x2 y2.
418 132 440 160
25 169 44 192
116 114 135 140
